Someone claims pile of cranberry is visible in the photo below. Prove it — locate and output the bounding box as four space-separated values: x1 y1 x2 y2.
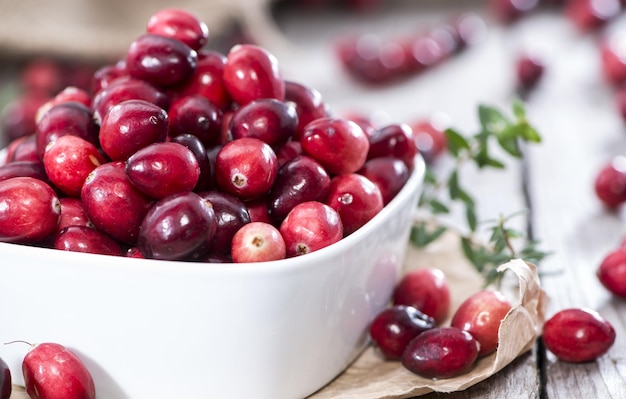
0 8 428 264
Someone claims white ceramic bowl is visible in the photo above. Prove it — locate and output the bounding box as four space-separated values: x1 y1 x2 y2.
0 156 425 399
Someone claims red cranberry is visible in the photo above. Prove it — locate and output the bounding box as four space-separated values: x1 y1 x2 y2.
451 290 513 356
368 123 417 169
517 52 545 93
231 222 286 263
393 267 451 325
214 137 278 200
543 308 616 362
245 197 273 224
126 247 145 258
401 327 480 379
168 95 223 148
275 140 303 168
91 61 128 94
81 161 153 245
43 86 92 111
410 119 448 164
175 50 231 110
170 134 213 192
358 157 409 205
146 8 209 51
198 191 251 255
325 173 384 235
301 117 370 175
369 305 435 360
126 33 198 87
1 94 48 141
597 247 626 297
565 0 622 31
43 135 106 197
99 99 169 161
0 177 60 243
279 201 343 256
20 58 64 96
54 225 123 256
0 356 10 399
594 156 626 208
404 34 445 73
126 142 200 199
223 44 285 105
0 161 47 183
138 191 217 260
600 32 626 87
10 134 39 163
229 98 298 147
58 197 92 232
284 80 329 138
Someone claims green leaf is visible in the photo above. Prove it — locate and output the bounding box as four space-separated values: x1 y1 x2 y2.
512 100 526 120
496 135 522 158
424 168 438 185
445 128 471 157
448 170 461 199
466 205 477 232
478 105 511 135
429 199 450 214
410 223 447 247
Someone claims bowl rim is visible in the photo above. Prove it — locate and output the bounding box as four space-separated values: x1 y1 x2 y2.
0 154 425 275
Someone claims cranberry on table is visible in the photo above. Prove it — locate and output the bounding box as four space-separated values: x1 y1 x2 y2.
600 32 626 87
198 191 251 255
597 247 626 297
279 201 343 257
565 0 622 31
174 49 231 111
138 191 217 260
368 123 418 169
369 305 435 360
451 289 513 357
223 44 285 105
0 356 10 399
594 156 626 208
214 137 278 200
126 142 200 199
402 327 480 379
125 33 198 88
325 173 384 235
231 221 287 263
542 308 616 363
301 117 370 175
168 94 223 148
284 80 329 138
358 157 409 205
516 52 545 93
99 99 169 161
410 119 448 164
393 267 451 325
54 225 123 256
229 98 298 147
146 8 209 51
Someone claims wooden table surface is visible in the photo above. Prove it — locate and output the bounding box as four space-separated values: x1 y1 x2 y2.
2 1 626 398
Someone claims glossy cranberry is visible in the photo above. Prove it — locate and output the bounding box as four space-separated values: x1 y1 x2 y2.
284 80 329 138
517 52 545 93
600 32 626 87
358 157 409 205
0 356 11 399
54 225 123 256
175 50 231 110
231 222 286 263
0 161 47 183
402 327 480 379
245 197 273 224
275 140 303 168
43 86 92 112
301 117 370 175
223 44 285 105
170 134 212 192
230 98 298 147
597 247 626 297
0 94 47 141
451 290 513 357
138 191 217 260
0 177 60 243
91 61 128 94
393 267 451 325
43 135 106 197
268 155 331 223
325 173 383 235
594 156 626 208
10 133 39 163
198 191 251 255
543 308 616 362
146 8 209 51
279 201 343 256
369 305 435 360
36 102 99 160
126 247 145 258
81 161 153 245
215 137 278 200
99 99 169 161
23 342 96 399
368 123 417 169
411 119 448 164
565 0 622 31
126 142 200 199
92 76 169 123
58 197 92 232
168 95 222 148
20 58 64 96
489 0 539 23
126 33 198 87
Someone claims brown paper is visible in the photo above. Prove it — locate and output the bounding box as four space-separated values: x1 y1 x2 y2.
309 230 548 399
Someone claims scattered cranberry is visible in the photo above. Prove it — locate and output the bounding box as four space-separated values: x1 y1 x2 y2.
542 308 616 362
369 305 435 360
393 267 451 325
0 356 10 399
516 52 545 93
565 0 622 31
231 221 287 262
146 8 209 51
20 59 64 96
594 156 626 208
451 289 513 356
597 247 626 297
410 118 448 164
280 201 343 256
600 32 626 87
401 327 480 379
22 342 96 399
489 0 539 23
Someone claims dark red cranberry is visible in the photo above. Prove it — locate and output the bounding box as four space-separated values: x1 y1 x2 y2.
369 305 435 360
0 161 47 183
223 44 285 105
1 94 48 141
279 201 343 257
54 226 123 256
245 197 273 224
58 197 93 232
10 134 39 163
126 247 145 258
175 50 231 110
268 155 331 223
358 157 409 205
368 123 417 169
198 191 251 255
231 222 286 263
230 98 298 147
275 140 303 168
138 191 217 260
597 247 626 297
594 156 626 208
517 52 545 93
170 134 212 192
91 61 128 94
146 8 209 51
99 99 169 161
126 142 200 199
126 33 198 87
168 95 222 148
284 80 329 138
0 356 11 399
